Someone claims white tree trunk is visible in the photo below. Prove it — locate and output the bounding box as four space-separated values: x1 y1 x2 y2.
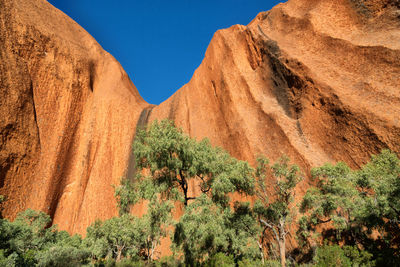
278 238 286 267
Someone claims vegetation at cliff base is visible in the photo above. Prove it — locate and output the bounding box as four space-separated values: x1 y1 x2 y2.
0 120 399 266
297 149 400 266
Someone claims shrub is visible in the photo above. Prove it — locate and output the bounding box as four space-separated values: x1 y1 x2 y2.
204 252 235 267
35 245 90 267
313 245 351 267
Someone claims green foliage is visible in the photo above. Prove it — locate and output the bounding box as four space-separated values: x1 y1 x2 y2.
298 161 362 245
254 156 302 266
121 119 255 208
85 203 172 263
114 258 145 267
115 120 258 265
173 195 260 265
0 249 18 266
0 209 57 265
313 245 351 267
341 245 374 267
203 252 235 267
1 128 398 267
237 258 266 267
0 209 90 266
298 150 400 263
85 214 146 261
35 245 90 267
11 209 56 252
142 197 174 262
254 156 302 226
114 179 137 216
313 244 374 267
155 255 184 267
356 150 400 227
115 173 174 261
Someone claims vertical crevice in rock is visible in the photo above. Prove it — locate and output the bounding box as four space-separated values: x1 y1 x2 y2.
30 80 41 147
88 61 95 92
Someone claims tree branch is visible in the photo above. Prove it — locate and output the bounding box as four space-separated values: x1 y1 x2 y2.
260 218 280 244
317 218 332 224
389 203 400 217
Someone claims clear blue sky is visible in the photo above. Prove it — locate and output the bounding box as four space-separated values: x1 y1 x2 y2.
47 0 284 104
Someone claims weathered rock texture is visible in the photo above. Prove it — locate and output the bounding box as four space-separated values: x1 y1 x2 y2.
0 0 149 233
150 0 400 171
0 0 399 236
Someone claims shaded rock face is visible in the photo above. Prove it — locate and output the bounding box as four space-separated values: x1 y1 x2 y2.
0 0 399 235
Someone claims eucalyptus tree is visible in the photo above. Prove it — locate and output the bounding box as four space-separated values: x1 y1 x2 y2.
173 194 260 265
298 150 400 265
253 156 302 267
115 119 258 265
121 119 255 207
84 214 145 262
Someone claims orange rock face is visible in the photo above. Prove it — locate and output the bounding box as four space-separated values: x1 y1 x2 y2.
150 0 400 172
1 0 399 237
0 0 149 233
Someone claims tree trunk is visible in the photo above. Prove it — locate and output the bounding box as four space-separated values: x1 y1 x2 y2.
257 241 265 264
150 241 155 262
278 238 286 267
116 247 123 262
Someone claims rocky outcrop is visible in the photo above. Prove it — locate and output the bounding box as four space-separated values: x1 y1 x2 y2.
0 0 399 235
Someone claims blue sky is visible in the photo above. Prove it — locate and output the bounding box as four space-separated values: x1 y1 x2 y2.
47 1 284 104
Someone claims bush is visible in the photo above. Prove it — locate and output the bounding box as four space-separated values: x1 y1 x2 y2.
155 256 184 267
35 245 90 267
264 259 282 267
115 258 146 267
342 246 374 267
313 245 351 267
0 250 17 266
237 258 266 267
204 252 235 267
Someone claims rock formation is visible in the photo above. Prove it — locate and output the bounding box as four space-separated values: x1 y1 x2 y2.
0 0 399 236
150 0 400 170
0 0 150 233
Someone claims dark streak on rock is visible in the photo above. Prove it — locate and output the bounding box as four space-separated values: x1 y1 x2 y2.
125 105 155 181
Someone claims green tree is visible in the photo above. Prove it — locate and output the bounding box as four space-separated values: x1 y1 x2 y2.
298 150 400 264
84 214 145 262
126 119 254 207
116 120 257 265
297 161 362 246
0 209 86 266
141 196 173 262
172 195 260 266
353 149 400 264
253 156 302 267
313 244 351 267
356 150 400 232
35 231 90 267
115 175 174 262
172 195 259 265
0 209 58 265
35 245 90 267
312 244 374 267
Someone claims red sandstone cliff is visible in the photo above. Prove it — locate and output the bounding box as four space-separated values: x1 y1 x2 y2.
0 0 150 233
150 0 400 170
0 0 399 236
